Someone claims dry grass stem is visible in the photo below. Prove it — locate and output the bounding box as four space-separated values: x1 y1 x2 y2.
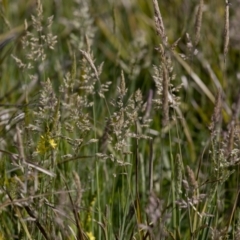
73 171 82 207
80 49 100 81
175 154 183 197
152 0 167 44
209 89 222 134
224 0 229 63
186 165 198 192
194 0 204 46
162 62 169 128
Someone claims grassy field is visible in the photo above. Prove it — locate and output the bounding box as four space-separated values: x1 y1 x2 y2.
1 0 240 239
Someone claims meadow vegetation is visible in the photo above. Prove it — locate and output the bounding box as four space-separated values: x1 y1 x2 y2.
0 0 240 239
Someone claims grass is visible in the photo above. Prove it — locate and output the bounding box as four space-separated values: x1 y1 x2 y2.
0 0 240 239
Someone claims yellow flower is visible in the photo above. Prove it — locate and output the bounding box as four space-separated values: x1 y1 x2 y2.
86 232 95 240
49 138 57 149
36 134 57 154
